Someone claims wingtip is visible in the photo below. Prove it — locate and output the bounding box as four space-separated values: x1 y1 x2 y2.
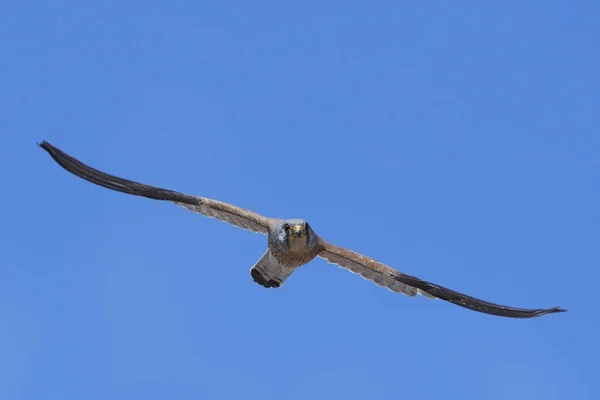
38 141 63 162
38 140 51 151
537 306 567 317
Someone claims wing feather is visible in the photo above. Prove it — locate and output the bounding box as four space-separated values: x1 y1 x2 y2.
39 141 271 234
319 241 566 318
319 246 420 297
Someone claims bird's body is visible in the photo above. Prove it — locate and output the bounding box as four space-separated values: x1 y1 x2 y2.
39 141 567 319
268 219 321 268
253 219 323 288
269 235 317 269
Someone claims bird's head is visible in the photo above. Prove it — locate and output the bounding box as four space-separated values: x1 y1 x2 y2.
271 219 318 250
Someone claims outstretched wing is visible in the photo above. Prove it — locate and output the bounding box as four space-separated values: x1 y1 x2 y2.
319 240 566 318
39 141 272 234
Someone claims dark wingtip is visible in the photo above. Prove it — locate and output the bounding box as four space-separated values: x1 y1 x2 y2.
38 140 54 154
501 305 567 318
393 272 567 318
38 140 69 170
548 307 567 314
38 140 200 204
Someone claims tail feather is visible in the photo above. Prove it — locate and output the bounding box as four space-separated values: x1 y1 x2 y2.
250 251 294 288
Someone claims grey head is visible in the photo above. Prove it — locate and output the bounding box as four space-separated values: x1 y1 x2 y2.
251 219 322 288
268 219 321 257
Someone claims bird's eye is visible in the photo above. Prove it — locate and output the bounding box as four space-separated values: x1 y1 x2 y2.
283 223 290 231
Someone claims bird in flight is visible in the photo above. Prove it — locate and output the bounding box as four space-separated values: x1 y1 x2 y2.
39 141 566 319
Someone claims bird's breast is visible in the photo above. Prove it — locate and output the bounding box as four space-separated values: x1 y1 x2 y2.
270 243 318 269
288 238 307 254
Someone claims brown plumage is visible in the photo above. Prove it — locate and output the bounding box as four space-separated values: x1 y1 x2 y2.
39 141 567 319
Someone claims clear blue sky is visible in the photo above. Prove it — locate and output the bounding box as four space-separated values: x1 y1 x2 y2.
1 1 598 399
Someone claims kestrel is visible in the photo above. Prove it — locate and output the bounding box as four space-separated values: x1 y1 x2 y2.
40 141 566 319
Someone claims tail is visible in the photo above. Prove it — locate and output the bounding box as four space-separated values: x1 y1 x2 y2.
250 250 294 288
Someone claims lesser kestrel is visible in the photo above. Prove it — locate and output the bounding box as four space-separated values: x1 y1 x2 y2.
40 141 566 318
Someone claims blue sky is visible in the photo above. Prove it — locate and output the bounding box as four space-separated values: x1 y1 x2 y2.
1 1 599 399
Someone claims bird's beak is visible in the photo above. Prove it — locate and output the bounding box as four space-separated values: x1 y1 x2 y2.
292 225 303 238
